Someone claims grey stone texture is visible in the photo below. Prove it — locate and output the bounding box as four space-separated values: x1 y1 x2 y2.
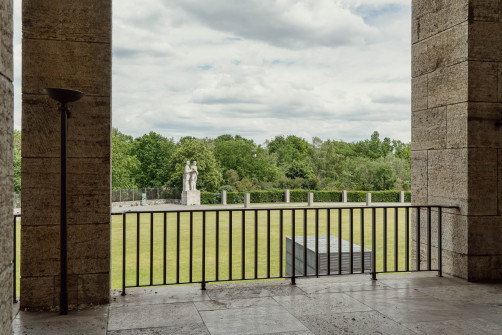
412 0 502 281
0 0 14 333
21 0 112 310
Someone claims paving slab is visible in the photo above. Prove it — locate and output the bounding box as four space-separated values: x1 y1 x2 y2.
111 285 210 306
404 318 502 335
199 305 309 335
195 296 280 311
205 283 305 301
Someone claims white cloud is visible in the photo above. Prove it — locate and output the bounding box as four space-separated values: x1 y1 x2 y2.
13 0 412 144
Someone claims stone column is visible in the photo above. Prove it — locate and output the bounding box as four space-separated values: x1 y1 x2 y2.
221 190 227 205
244 193 251 208
21 1 112 309
0 0 13 331
399 191 405 203
307 192 314 206
342 190 347 203
412 0 502 281
366 193 371 206
284 189 290 203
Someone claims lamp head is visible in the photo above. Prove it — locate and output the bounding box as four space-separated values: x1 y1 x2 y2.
44 88 84 104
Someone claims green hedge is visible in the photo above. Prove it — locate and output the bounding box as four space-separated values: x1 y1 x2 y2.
201 190 411 204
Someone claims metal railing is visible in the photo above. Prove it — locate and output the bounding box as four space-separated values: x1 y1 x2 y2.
111 187 178 202
13 214 20 303
113 205 457 295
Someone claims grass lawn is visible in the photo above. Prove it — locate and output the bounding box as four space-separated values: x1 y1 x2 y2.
111 207 412 290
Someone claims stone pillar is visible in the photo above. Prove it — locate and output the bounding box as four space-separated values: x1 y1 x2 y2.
366 193 371 206
342 190 347 203
399 191 405 203
182 190 201 206
244 193 251 208
0 0 13 331
307 192 314 206
221 190 227 205
284 189 290 203
412 0 502 281
21 1 112 309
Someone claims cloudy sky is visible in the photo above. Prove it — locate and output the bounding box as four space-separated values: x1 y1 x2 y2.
13 0 412 144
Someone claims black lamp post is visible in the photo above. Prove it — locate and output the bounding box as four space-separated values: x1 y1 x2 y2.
44 88 84 315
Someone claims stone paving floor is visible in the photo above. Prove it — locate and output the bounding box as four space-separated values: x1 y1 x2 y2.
12 272 502 334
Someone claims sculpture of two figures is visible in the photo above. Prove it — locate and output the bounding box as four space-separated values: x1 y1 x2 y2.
183 161 198 191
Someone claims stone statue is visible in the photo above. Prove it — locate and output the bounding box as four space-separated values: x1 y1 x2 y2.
189 161 198 190
183 161 191 191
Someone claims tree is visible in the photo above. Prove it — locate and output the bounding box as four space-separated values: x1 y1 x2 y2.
112 128 140 189
168 138 222 192
13 130 21 192
132 132 175 187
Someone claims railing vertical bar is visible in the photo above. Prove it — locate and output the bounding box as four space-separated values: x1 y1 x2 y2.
229 211 233 280
136 213 140 287
279 210 284 278
338 209 342 275
371 207 376 280
202 212 206 290
383 208 387 273
176 212 180 284
267 209 271 279
416 207 421 271
242 211 246 280
405 207 410 272
150 212 154 286
427 207 432 271
303 209 308 276
254 210 259 279
327 209 331 276
349 208 353 274
315 208 319 277
13 215 17 303
360 208 364 273
122 213 126 295
291 210 296 285
438 207 443 277
216 211 220 282
189 212 193 283
163 212 167 285
394 207 398 272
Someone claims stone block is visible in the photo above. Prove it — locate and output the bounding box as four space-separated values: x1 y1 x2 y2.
469 21 502 61
342 190 347 203
412 22 468 78
428 61 468 108
181 190 201 206
221 190 227 205
20 276 55 310
0 265 12 333
442 249 468 279
244 193 250 208
469 61 499 102
0 75 13 168
21 225 59 277
77 273 110 307
446 103 468 149
499 149 502 215
427 149 468 212
499 63 502 102
412 107 447 150
21 157 110 227
467 148 497 215
468 255 502 281
68 224 110 275
22 38 111 96
412 0 468 43
470 0 500 22
22 95 111 159
467 103 502 148
0 200 12 272
0 0 13 80
411 151 428 205
285 189 290 203
308 192 314 206
412 75 428 112
365 193 371 206
22 0 111 43
468 216 502 255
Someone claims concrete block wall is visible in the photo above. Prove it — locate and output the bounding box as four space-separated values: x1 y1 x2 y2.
412 0 502 281
21 1 112 310
0 0 13 332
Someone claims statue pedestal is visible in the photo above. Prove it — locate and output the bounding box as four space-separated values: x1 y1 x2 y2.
182 190 200 206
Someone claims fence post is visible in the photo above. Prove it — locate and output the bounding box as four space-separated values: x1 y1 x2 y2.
371 207 377 280
366 193 372 206
342 190 347 203
132 188 135 201
244 193 251 208
221 190 227 205
308 192 314 207
399 191 405 203
284 189 290 203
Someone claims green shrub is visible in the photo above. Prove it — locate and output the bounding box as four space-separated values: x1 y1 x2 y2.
201 192 220 204
346 191 367 202
313 191 342 202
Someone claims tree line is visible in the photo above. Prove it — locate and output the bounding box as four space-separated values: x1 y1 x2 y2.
12 129 411 194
